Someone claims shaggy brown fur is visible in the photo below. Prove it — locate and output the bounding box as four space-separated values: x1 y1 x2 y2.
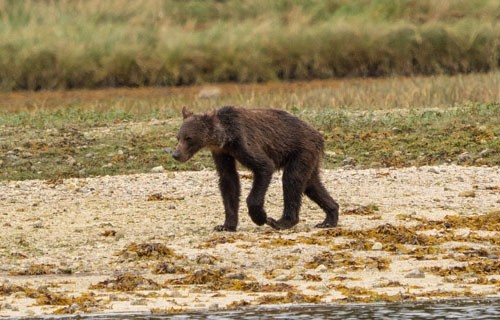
173 106 339 231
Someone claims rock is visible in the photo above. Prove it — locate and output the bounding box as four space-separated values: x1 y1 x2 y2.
372 242 383 250
198 87 221 99
151 166 165 173
479 149 490 157
66 156 77 166
342 157 357 166
391 127 402 134
315 264 328 273
6 154 19 161
196 254 215 265
457 152 471 163
131 299 148 306
291 247 302 254
208 303 219 311
458 190 475 198
325 151 336 157
157 263 177 274
114 232 125 241
455 229 470 238
293 274 305 281
109 294 119 301
275 274 289 282
0 265 13 271
405 269 425 278
226 272 247 280
428 167 440 174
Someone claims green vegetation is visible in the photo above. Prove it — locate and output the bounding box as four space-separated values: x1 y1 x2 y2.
0 72 498 181
0 0 499 90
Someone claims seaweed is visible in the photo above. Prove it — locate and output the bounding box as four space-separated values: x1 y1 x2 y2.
343 205 379 215
256 292 322 305
119 242 177 260
10 263 60 276
196 234 246 249
90 273 161 291
305 251 391 271
425 260 500 277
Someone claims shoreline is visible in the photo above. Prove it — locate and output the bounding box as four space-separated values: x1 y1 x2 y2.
1 165 499 317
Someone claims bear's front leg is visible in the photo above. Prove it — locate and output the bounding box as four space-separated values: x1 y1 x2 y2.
213 152 240 232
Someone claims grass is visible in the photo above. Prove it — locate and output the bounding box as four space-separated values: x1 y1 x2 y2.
0 0 499 90
0 72 498 181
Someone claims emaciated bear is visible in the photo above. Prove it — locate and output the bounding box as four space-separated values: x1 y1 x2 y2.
172 106 339 231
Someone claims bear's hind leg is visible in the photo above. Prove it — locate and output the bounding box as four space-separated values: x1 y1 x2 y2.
266 157 310 230
305 171 339 228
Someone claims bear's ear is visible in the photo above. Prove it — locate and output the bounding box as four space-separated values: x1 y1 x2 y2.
207 108 217 118
182 106 193 119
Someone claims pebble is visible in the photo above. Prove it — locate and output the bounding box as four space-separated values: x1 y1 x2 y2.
275 274 289 281
342 157 357 166
196 254 215 265
114 232 125 241
198 87 221 99
457 152 471 163
458 190 476 198
158 263 177 274
479 149 489 157
405 269 425 278
66 156 77 166
372 242 383 250
226 272 247 280
428 167 440 174
131 299 148 306
315 264 328 273
208 303 219 311
151 166 165 173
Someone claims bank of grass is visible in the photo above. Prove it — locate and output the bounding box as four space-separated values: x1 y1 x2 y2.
0 73 498 181
0 0 499 90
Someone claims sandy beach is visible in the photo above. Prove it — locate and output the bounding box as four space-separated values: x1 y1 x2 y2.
0 165 499 317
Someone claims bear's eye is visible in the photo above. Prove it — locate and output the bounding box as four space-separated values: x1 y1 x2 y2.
185 136 193 142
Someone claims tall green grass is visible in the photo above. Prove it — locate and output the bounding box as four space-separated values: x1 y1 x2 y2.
0 0 499 90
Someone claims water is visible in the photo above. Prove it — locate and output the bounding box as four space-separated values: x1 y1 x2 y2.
27 298 500 320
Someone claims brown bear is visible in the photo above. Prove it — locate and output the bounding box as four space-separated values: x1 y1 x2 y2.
173 106 339 231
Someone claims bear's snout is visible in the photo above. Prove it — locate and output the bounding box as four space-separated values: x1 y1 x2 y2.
172 150 182 161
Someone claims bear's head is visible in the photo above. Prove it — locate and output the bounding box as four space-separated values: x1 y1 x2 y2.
172 107 217 162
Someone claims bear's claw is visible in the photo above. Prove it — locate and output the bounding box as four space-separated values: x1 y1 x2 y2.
266 217 299 230
314 220 337 228
214 225 237 232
